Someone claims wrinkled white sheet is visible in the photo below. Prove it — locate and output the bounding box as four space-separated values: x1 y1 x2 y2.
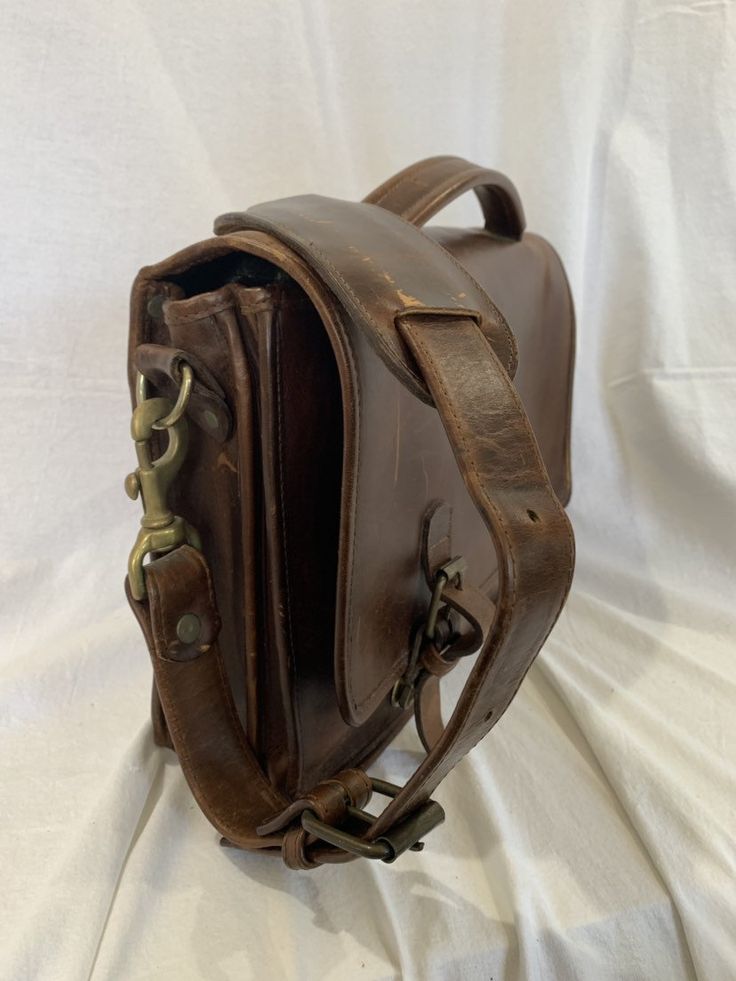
1 2 734 978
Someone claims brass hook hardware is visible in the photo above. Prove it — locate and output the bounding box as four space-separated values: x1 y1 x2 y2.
125 395 201 600
136 364 194 430
391 556 467 708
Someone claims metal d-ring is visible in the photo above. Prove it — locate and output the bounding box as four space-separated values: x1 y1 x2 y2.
135 363 194 431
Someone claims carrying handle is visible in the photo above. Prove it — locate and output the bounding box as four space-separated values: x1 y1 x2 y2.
363 154 525 240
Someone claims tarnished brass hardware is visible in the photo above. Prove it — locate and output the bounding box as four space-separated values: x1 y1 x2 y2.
391 627 425 709
300 777 445 862
146 293 166 321
135 370 148 407
135 365 194 431
391 556 467 707
126 395 201 601
425 555 466 640
202 409 219 431
176 613 201 644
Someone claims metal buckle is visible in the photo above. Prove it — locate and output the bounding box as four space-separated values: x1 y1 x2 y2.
125 368 201 600
300 778 445 862
391 556 467 708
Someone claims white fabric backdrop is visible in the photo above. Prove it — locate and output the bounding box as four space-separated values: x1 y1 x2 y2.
1 2 734 978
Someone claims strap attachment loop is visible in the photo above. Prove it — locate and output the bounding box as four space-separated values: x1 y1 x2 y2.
391 557 467 708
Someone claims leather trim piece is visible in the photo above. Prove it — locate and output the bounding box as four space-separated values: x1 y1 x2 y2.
134 343 232 443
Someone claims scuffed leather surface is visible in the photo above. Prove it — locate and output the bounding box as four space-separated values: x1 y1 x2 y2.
5 9 733 976
430 228 574 504
215 193 519 397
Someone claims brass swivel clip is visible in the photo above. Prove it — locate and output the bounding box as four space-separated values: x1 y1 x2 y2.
125 367 201 601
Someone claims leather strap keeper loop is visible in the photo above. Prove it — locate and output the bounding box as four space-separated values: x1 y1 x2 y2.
134 343 233 442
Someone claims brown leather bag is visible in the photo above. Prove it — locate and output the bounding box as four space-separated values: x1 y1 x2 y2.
125 155 575 868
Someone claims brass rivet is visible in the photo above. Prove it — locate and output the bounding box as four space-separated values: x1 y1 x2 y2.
202 409 218 431
176 613 201 644
146 294 166 321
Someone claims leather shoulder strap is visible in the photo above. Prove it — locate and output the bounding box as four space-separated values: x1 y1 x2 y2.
127 546 375 868
126 546 287 851
366 314 574 838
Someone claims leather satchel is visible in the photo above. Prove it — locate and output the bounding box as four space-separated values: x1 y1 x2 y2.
125 155 575 868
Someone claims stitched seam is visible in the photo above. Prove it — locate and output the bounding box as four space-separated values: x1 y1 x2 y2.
148 569 169 660
273 311 305 761
248 209 515 388
407 164 487 222
369 171 418 205
251 216 418 378
336 311 420 715
367 158 453 205
362 185 519 371
370 162 519 243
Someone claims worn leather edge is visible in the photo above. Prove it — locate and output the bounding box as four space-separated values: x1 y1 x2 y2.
213 194 519 400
